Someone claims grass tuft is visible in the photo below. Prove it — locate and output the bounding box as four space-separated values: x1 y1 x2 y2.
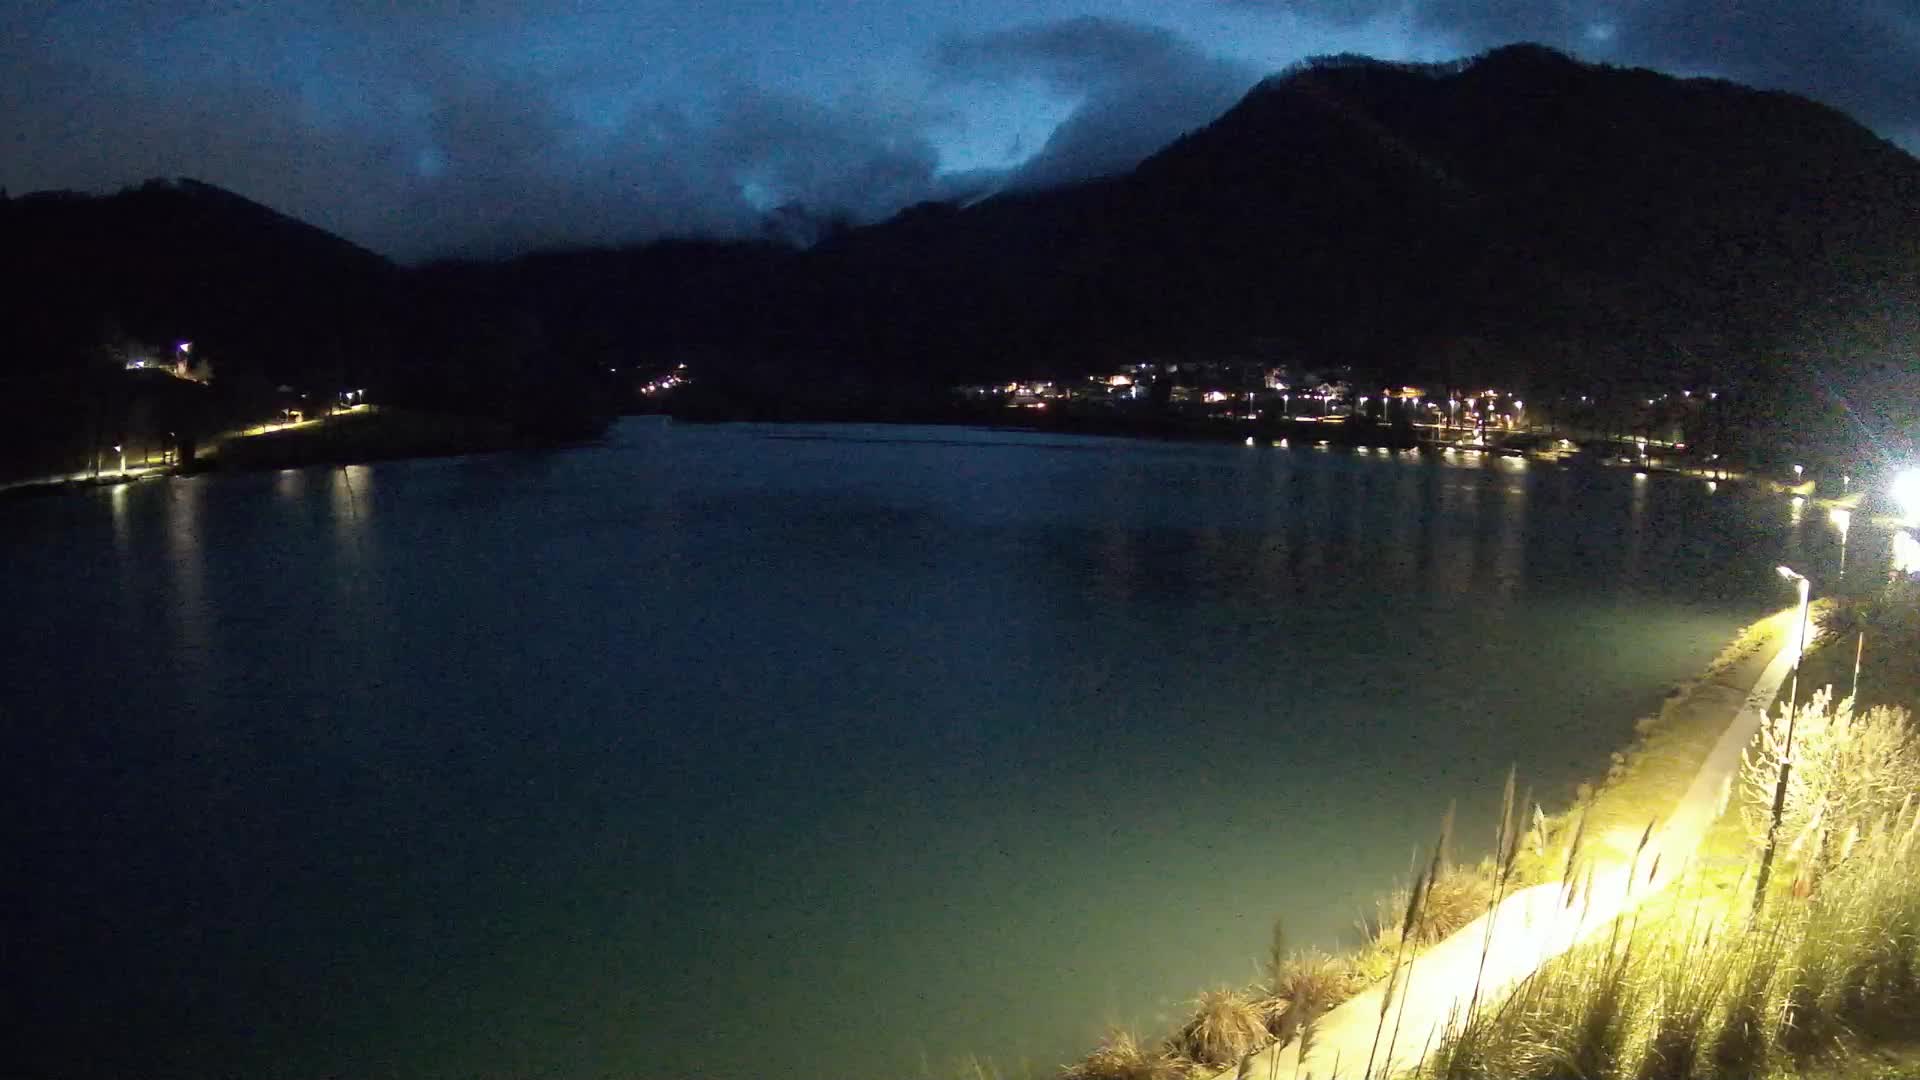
1172 989 1270 1068
1060 1030 1186 1080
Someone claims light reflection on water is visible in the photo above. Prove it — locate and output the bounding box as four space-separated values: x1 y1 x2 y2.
0 424 1896 1080
166 476 210 691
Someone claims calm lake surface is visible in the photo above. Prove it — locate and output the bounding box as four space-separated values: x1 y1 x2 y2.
3 421 1887 1080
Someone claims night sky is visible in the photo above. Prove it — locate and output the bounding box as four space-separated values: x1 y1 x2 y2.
7 2 1917 261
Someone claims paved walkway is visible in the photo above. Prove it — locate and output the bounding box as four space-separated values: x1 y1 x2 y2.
1214 624 1799 1080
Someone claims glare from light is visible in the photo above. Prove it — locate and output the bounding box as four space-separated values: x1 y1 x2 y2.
1828 507 1851 536
1894 531 1920 575
1893 469 1920 522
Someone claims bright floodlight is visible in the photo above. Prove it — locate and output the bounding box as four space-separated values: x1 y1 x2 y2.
1777 565 1807 583
1893 468 1920 521
1895 531 1920 576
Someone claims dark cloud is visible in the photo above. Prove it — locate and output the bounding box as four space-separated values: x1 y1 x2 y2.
1220 0 1405 27
8 1 1913 261
0 4 950 259
1601 0 1920 149
937 17 1262 188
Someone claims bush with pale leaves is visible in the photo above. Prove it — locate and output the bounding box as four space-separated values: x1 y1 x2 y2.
1741 687 1920 858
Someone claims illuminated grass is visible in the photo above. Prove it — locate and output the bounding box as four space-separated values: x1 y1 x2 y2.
1048 609 1920 1080
1171 989 1270 1069
1426 684 1920 1080
1060 1030 1189 1080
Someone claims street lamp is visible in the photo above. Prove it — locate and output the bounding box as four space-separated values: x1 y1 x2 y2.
1829 508 1852 577
1793 464 1804 485
114 444 125 474
1755 564 1815 915
1776 566 1813 706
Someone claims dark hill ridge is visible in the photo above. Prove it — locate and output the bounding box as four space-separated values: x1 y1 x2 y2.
807 43 1920 390
0 179 611 480
4 45 1917 471
3 178 404 387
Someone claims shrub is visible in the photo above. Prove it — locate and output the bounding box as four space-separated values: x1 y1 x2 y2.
1741 689 1920 858
1370 859 1497 951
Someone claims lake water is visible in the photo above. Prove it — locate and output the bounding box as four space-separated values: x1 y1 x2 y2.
2 421 1885 1080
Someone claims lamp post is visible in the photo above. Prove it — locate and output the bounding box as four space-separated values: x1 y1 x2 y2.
114 444 125 475
1754 564 1813 916
1778 565 1812 707
1829 508 1852 578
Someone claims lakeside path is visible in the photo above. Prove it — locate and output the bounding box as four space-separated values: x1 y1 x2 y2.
1212 608 1799 1080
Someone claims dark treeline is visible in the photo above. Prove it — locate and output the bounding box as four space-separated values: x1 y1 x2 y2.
5 44 1917 482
